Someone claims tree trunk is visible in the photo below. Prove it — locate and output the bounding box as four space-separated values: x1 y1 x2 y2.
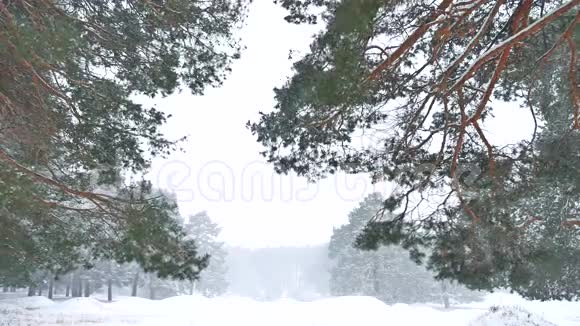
295 263 302 292
73 279 83 298
10 287 16 292
441 281 450 309
65 282 70 297
106 261 113 302
372 256 380 297
48 277 54 300
2 286 8 293
443 294 450 308
71 272 81 297
37 285 42 296
27 286 35 297
149 276 155 300
131 271 139 297
107 278 113 302
83 279 90 297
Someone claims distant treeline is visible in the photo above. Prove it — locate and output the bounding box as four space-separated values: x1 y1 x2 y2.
226 245 330 300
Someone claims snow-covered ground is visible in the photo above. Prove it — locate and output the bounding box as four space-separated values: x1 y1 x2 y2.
0 293 578 326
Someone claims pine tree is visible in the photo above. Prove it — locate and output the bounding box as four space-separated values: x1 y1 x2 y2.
250 0 579 300
184 212 228 297
329 193 477 304
0 0 248 287
84 261 133 302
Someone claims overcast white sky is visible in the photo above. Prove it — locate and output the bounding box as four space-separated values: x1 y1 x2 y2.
144 1 389 248
144 1 534 248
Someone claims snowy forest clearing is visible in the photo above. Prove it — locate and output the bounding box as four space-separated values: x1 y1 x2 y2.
0 293 578 326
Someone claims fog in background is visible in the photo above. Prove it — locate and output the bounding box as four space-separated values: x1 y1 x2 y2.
226 245 330 300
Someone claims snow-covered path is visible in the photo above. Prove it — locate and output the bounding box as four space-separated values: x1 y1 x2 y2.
1 293 578 326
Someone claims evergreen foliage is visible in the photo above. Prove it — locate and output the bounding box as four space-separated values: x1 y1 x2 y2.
329 193 480 304
0 0 248 286
250 0 580 300
184 211 228 297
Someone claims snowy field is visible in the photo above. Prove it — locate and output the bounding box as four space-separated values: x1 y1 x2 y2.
1 293 579 326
